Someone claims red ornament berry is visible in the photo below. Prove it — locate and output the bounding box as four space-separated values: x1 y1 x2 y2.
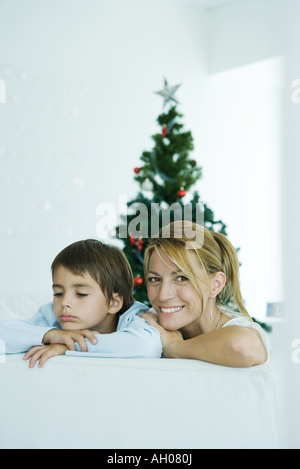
134 167 140 174
177 188 186 198
129 236 136 246
134 276 143 286
137 238 144 251
162 124 168 137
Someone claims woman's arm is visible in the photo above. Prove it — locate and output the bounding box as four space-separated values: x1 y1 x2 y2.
166 326 267 367
140 312 267 367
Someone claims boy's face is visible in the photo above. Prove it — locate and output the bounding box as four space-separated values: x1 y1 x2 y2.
52 266 120 333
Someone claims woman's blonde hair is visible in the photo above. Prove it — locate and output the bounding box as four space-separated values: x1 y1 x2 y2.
144 220 251 320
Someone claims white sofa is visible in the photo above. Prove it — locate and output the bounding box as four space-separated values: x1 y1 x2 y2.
0 293 284 449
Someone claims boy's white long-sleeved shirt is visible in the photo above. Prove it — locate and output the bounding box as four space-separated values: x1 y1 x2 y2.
0 301 163 358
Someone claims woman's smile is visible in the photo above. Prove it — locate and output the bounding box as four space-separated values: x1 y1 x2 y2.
159 305 184 315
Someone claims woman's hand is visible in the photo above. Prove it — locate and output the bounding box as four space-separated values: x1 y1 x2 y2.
42 328 98 352
140 310 183 358
23 344 68 368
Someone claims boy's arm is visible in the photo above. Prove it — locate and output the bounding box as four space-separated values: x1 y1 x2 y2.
66 304 163 359
0 303 57 354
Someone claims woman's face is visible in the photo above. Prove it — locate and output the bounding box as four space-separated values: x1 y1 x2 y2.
146 248 212 335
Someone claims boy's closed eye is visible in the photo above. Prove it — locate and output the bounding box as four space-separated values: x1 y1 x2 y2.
53 292 89 297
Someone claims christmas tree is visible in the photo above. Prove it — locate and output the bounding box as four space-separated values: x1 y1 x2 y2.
116 78 226 302
115 79 270 331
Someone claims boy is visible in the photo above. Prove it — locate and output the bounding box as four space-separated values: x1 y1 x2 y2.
0 239 162 367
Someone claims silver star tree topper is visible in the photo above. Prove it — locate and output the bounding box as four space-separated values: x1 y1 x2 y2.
155 78 181 107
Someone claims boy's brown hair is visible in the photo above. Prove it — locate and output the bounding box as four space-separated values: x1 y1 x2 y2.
51 239 134 315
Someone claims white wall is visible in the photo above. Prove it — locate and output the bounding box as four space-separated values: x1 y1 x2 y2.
197 56 284 321
0 0 285 319
0 1 285 311
0 0 208 293
192 0 285 321
208 0 284 73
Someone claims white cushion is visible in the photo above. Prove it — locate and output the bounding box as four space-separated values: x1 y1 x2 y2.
0 353 283 449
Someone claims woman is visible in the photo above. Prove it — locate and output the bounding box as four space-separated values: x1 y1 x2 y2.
140 221 269 367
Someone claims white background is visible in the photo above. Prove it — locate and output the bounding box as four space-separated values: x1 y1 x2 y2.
0 0 284 323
